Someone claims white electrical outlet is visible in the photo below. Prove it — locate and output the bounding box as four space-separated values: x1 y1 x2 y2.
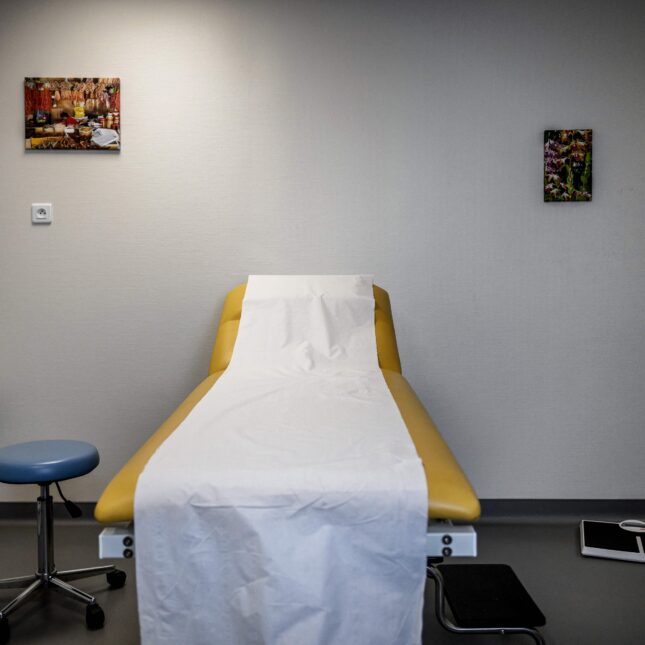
32 203 53 224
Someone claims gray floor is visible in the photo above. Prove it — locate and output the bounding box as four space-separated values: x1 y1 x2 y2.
0 517 642 644
423 519 644 645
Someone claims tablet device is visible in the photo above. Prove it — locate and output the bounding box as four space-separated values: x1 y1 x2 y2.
580 520 645 563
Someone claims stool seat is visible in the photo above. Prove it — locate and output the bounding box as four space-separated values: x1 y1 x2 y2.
0 440 99 484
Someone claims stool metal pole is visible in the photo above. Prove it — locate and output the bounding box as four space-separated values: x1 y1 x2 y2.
37 484 55 580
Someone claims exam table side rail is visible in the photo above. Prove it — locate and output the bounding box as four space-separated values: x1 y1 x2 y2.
94 369 480 525
95 367 480 560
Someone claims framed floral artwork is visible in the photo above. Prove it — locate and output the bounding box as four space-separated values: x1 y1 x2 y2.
544 129 592 202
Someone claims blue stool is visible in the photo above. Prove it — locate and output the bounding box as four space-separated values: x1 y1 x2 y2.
0 440 126 642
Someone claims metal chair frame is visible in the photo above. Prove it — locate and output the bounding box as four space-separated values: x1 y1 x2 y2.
0 484 116 623
426 560 546 645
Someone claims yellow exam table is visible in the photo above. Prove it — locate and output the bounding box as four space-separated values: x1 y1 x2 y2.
94 284 552 644
95 284 480 528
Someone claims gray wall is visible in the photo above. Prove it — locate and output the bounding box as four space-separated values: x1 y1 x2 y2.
1 0 644 502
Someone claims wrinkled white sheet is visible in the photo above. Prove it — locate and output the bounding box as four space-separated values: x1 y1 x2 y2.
134 275 427 645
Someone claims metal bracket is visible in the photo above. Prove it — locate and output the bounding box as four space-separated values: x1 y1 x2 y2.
99 524 135 559
426 524 477 557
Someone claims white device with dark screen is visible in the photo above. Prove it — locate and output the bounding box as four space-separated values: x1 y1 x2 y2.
580 520 645 563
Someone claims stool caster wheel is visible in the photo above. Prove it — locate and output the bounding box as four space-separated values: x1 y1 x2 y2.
86 603 105 630
107 569 127 589
0 617 9 644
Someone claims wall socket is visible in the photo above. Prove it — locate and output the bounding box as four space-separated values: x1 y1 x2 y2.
32 203 53 224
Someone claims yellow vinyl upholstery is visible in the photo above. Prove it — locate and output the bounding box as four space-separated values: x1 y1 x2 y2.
95 284 480 524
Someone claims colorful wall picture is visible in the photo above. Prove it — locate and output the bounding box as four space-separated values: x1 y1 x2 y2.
544 129 592 202
25 78 120 150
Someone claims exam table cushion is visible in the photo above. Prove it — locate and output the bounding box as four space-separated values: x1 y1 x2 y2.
94 284 480 524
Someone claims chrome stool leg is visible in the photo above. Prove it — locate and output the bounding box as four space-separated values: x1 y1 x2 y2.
0 575 37 590
47 577 106 631
0 579 42 620
49 577 96 605
56 565 115 583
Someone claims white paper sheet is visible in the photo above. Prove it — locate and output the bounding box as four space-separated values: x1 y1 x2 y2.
134 275 427 644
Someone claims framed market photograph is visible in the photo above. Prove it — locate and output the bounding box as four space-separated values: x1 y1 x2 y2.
25 77 121 151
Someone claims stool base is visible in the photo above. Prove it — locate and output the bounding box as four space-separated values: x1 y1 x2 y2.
0 564 116 615
0 484 125 642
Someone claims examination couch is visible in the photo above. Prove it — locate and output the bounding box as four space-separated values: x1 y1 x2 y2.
95 283 480 526
94 283 551 644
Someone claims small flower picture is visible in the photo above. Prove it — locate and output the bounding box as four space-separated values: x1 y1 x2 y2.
544 129 592 202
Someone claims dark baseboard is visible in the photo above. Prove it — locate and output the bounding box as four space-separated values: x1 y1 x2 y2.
0 502 96 521
479 498 645 520
1 499 643 523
